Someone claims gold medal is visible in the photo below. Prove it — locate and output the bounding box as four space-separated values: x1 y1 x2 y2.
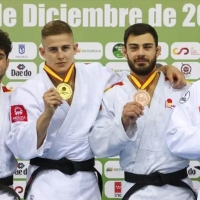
133 89 150 106
57 83 72 100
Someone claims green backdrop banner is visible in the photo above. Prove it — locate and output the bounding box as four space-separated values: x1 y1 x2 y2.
1 0 200 199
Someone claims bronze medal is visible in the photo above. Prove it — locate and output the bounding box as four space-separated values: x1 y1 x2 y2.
57 83 72 100
133 89 150 106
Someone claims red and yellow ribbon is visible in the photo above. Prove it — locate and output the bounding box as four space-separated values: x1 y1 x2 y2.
43 62 75 83
130 70 157 89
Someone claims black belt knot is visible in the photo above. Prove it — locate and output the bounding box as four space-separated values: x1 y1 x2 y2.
152 171 171 186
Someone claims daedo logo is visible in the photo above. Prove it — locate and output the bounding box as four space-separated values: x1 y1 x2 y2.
15 162 28 177
11 64 32 77
6 62 37 80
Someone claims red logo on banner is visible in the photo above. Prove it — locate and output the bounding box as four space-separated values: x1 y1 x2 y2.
114 182 122 197
15 186 23 193
11 105 28 123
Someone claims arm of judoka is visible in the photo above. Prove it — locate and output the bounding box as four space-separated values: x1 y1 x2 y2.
36 87 63 148
158 65 186 89
166 94 200 159
36 113 52 148
89 105 137 158
6 86 46 160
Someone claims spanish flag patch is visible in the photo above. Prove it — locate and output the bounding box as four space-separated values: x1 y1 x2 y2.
2 86 12 93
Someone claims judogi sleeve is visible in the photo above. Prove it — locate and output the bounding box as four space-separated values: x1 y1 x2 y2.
166 82 200 159
6 81 67 160
89 86 137 158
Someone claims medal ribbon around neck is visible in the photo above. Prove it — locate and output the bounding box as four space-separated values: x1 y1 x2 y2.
43 62 75 83
129 70 157 90
43 63 75 100
130 70 157 106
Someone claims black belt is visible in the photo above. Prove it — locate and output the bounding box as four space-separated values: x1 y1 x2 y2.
0 175 20 200
24 157 102 199
122 168 197 200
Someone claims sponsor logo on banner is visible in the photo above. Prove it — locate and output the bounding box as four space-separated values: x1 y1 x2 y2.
74 42 103 60
172 62 200 80
187 160 200 179
9 42 37 60
171 42 200 60
114 182 122 197
106 62 129 73
112 43 124 58
105 42 126 60
14 180 26 198
105 181 122 198
11 105 28 123
104 161 124 178
181 63 192 76
157 42 169 60
18 44 25 54
14 160 29 178
6 62 37 80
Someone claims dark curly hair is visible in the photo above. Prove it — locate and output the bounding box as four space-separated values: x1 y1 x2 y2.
0 29 12 58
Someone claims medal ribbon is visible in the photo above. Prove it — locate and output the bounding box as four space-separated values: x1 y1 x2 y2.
130 70 157 90
43 62 75 83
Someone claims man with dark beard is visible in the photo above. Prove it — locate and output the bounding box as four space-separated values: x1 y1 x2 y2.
89 23 196 200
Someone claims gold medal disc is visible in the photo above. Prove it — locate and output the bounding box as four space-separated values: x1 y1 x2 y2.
133 89 150 106
57 83 72 100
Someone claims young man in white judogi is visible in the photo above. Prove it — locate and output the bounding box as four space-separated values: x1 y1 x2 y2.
6 20 122 200
166 80 200 200
89 23 196 200
0 30 19 200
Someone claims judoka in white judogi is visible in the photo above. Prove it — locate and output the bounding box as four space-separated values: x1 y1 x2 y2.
89 71 195 200
0 84 18 200
6 63 121 200
166 80 200 200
